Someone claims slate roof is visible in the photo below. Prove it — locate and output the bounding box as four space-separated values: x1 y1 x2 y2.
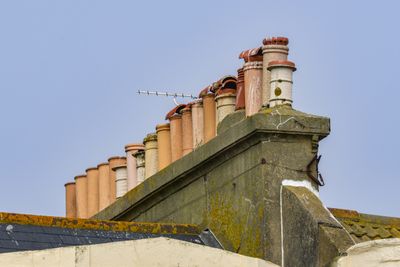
0 212 221 254
330 208 400 243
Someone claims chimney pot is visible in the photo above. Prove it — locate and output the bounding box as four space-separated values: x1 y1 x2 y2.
267 60 297 107
74 174 88 218
64 182 76 218
133 150 145 184
97 162 110 211
191 99 204 148
124 143 144 190
143 133 159 178
156 123 172 170
112 164 128 199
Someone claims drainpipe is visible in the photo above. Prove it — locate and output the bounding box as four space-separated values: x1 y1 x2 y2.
235 68 245 110
133 150 145 184
261 37 289 107
200 86 216 143
166 105 185 162
112 164 128 199
239 47 263 116
74 174 88 218
97 162 110 211
267 60 296 107
156 123 172 170
181 105 193 155
108 156 126 204
191 99 204 149
86 167 99 217
143 133 158 179
125 143 145 190
64 182 76 218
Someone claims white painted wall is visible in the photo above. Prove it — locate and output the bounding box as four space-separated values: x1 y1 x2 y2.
0 237 279 267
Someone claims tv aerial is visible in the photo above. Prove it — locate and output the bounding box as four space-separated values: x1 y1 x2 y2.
137 90 197 106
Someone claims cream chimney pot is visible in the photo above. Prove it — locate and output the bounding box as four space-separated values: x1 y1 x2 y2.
191 100 204 148
143 133 159 179
181 107 194 155
215 92 236 124
86 167 99 217
125 144 145 190
202 93 216 142
108 156 126 204
267 60 296 107
74 175 88 218
112 164 128 199
64 182 76 218
156 124 172 170
261 37 289 107
97 162 110 211
133 150 145 184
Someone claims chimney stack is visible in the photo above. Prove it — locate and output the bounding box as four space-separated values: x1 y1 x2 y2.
97 162 110 211
108 156 126 204
74 174 88 218
166 105 185 162
134 150 145 184
113 164 128 199
86 167 99 217
125 144 145 190
156 123 172 170
239 47 263 116
191 99 204 148
261 37 289 107
267 60 296 107
200 86 216 143
143 133 159 179
64 182 76 218
181 105 194 155
235 68 245 110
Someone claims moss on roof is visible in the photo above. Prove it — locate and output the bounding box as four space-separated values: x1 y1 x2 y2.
330 208 400 243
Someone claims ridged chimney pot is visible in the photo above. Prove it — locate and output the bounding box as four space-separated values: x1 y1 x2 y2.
156 124 172 170
124 143 145 191
267 60 296 107
112 164 128 199
143 133 159 179
215 91 237 124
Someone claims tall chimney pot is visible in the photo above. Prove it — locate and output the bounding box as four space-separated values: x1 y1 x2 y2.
112 164 128 199
74 174 88 218
143 133 159 179
201 92 216 142
97 162 110 212
156 124 172 170
168 113 184 161
267 60 296 107
181 106 194 155
86 167 99 217
191 99 204 149
108 156 126 204
125 144 145 190
64 182 76 218
133 150 145 184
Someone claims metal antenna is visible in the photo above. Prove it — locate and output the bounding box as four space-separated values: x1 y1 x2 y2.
137 90 198 106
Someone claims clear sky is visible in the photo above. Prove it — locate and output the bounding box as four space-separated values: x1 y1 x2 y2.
0 0 399 217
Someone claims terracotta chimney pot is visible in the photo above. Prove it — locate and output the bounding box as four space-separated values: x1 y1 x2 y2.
215 91 236 124
85 167 99 217
202 93 216 142
112 164 128 199
181 107 193 155
64 182 76 218
74 174 88 218
108 156 126 204
133 150 145 184
191 99 204 148
169 114 183 161
125 143 145 190
97 162 110 211
267 60 296 107
261 36 289 107
235 68 245 110
143 133 159 178
240 47 263 116
156 124 172 170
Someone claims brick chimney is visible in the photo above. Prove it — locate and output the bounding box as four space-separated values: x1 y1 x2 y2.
267 60 296 107
64 182 76 218
239 47 263 116
113 164 128 199
108 156 126 204
86 167 99 217
200 86 216 143
133 150 145 184
125 144 145 190
261 37 289 107
235 68 245 110
181 105 194 155
191 99 204 149
74 174 87 218
143 133 158 179
166 105 185 161
156 123 172 170
97 162 110 211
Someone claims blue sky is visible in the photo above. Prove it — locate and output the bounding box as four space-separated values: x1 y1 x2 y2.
0 0 399 217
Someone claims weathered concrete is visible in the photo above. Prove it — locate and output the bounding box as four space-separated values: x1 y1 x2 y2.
94 105 352 266
0 238 278 267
